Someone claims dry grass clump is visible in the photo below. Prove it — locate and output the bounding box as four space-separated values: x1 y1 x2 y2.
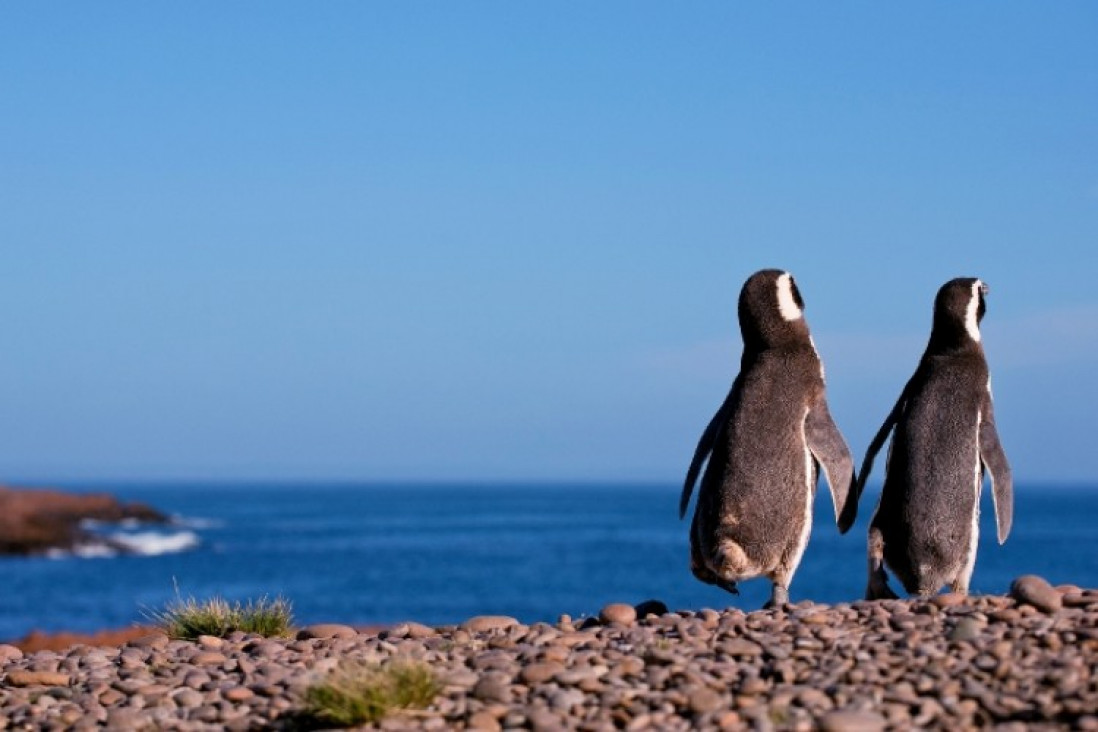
303 659 440 726
144 593 294 639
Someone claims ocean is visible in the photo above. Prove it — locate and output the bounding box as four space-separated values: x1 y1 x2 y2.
2 482 1096 641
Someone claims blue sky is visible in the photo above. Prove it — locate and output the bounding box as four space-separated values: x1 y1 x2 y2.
2 3 1096 482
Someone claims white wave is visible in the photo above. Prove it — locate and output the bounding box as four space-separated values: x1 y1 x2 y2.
73 543 120 558
45 543 119 560
110 530 201 556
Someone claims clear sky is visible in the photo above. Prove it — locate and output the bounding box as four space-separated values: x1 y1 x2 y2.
2 3 1096 483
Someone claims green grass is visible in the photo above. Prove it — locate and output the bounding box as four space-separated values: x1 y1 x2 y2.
144 592 294 640
302 660 440 727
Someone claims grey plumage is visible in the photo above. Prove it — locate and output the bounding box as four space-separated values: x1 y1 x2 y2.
680 269 856 607
856 277 1013 599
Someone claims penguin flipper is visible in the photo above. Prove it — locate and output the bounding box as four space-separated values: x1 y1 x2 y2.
805 396 856 532
855 380 912 503
680 379 740 519
979 407 1013 544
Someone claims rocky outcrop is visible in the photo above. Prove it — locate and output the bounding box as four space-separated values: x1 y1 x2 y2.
0 485 168 556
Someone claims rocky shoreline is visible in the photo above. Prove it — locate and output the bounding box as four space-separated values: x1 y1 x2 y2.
0 485 168 556
0 577 1096 730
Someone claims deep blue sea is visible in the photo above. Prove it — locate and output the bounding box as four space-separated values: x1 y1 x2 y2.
2 483 1096 641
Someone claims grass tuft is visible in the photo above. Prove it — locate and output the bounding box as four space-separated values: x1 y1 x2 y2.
303 660 440 726
144 591 294 640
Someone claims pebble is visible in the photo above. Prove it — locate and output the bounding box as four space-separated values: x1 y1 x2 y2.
5 670 71 687
948 617 984 642
687 687 724 714
0 586 1094 729
599 603 637 626
819 710 888 731
126 633 170 650
1011 575 1063 613
521 662 563 684
463 616 520 633
295 623 358 640
931 593 967 608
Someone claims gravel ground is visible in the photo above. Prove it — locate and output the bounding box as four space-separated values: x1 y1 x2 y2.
1 575 1095 731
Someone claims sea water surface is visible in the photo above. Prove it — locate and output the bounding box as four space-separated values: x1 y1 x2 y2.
2 482 1096 641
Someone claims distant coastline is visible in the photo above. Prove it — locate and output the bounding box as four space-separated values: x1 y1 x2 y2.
0 484 169 557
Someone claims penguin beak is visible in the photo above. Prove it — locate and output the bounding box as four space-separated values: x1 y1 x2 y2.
979 282 989 296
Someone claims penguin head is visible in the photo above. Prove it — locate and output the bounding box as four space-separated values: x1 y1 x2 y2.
738 269 811 349
931 277 988 349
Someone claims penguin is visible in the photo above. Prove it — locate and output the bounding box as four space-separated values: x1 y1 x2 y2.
855 277 1013 600
680 269 857 608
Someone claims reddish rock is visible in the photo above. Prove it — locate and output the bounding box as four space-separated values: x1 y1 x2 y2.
0 485 168 556
5 670 71 687
223 687 255 702
931 593 967 608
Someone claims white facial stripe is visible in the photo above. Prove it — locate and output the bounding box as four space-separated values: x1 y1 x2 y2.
776 273 803 321
965 280 982 342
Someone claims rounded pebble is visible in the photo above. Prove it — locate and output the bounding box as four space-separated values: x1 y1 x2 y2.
463 616 520 633
296 623 358 640
1010 575 1063 613
599 603 637 626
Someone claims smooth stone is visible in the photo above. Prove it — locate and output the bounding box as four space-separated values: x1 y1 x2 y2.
720 639 763 657
463 616 520 633
126 633 170 650
599 603 637 626
170 688 204 707
1010 575 1063 613
467 711 502 731
104 708 141 731
441 670 479 688
5 671 71 687
224 686 255 702
521 662 563 684
0 645 23 662
197 635 225 649
528 708 565 732
472 678 510 703
688 687 724 714
819 710 888 732
191 651 228 665
948 618 984 642
296 623 358 640
549 688 585 712
931 593 967 608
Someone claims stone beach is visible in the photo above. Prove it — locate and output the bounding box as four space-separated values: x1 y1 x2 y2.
1 577 1096 730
